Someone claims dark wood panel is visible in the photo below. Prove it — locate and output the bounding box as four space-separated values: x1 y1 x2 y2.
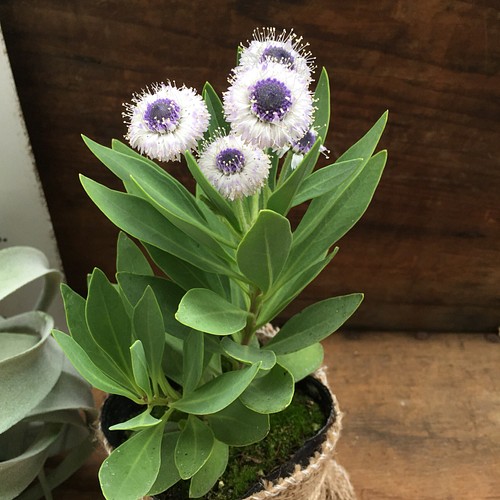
0 0 498 332
52 332 500 499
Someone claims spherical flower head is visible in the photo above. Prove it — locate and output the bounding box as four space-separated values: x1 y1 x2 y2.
290 127 330 169
124 82 210 162
223 61 314 150
238 27 315 82
292 127 318 155
198 134 271 201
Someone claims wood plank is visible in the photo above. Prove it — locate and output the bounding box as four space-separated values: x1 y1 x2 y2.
0 0 498 333
51 332 500 499
325 332 500 500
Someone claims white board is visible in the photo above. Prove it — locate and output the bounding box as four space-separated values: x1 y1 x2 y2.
0 24 66 328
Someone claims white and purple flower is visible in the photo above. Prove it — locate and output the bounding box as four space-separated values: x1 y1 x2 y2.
238 27 315 82
290 127 330 169
198 134 271 200
124 82 210 162
223 61 314 150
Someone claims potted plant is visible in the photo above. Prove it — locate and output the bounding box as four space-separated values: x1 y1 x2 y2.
53 28 387 499
0 246 95 500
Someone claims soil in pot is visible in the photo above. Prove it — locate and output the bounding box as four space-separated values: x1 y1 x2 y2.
101 377 333 500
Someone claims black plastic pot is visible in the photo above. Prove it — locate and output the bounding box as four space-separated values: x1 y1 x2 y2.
100 375 336 500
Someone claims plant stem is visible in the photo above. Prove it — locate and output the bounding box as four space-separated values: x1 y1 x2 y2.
157 372 180 402
249 193 259 224
233 198 250 232
241 287 262 346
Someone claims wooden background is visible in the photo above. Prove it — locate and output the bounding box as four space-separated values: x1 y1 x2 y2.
0 0 499 333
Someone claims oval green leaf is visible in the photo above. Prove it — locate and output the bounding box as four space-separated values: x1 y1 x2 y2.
236 210 292 292
171 363 261 415
175 415 214 480
276 343 324 382
220 337 276 371
189 439 229 498
176 289 248 336
239 364 294 414
99 423 165 500
264 294 364 355
207 399 270 446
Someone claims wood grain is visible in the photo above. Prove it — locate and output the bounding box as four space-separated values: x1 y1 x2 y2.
51 332 500 499
0 0 499 332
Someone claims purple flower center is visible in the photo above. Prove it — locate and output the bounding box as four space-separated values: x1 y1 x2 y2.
261 46 295 67
250 78 292 122
293 129 317 154
216 148 245 175
144 98 181 132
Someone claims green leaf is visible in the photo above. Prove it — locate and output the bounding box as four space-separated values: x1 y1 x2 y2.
267 140 322 216
171 363 261 415
0 246 61 312
85 268 133 375
148 432 181 495
61 284 138 388
162 333 184 385
145 244 229 298
117 272 189 338
176 289 248 336
175 415 215 480
207 399 269 446
189 439 229 498
130 340 152 399
129 170 234 258
183 330 205 394
116 232 153 275
202 82 230 138
276 343 324 382
267 150 280 190
285 150 387 277
84 135 168 182
111 138 161 169
257 249 337 326
133 287 165 381
336 110 388 164
291 158 364 207
109 408 161 431
236 210 292 292
52 330 140 401
99 423 165 500
0 423 62 499
26 361 95 418
239 364 294 414
94 139 212 239
17 435 95 500
265 294 364 354
184 152 241 231
276 150 293 186
0 312 63 433
312 68 331 142
220 337 276 371
80 175 232 276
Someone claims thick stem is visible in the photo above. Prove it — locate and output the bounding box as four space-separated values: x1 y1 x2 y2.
241 287 262 346
233 198 250 232
157 372 181 402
